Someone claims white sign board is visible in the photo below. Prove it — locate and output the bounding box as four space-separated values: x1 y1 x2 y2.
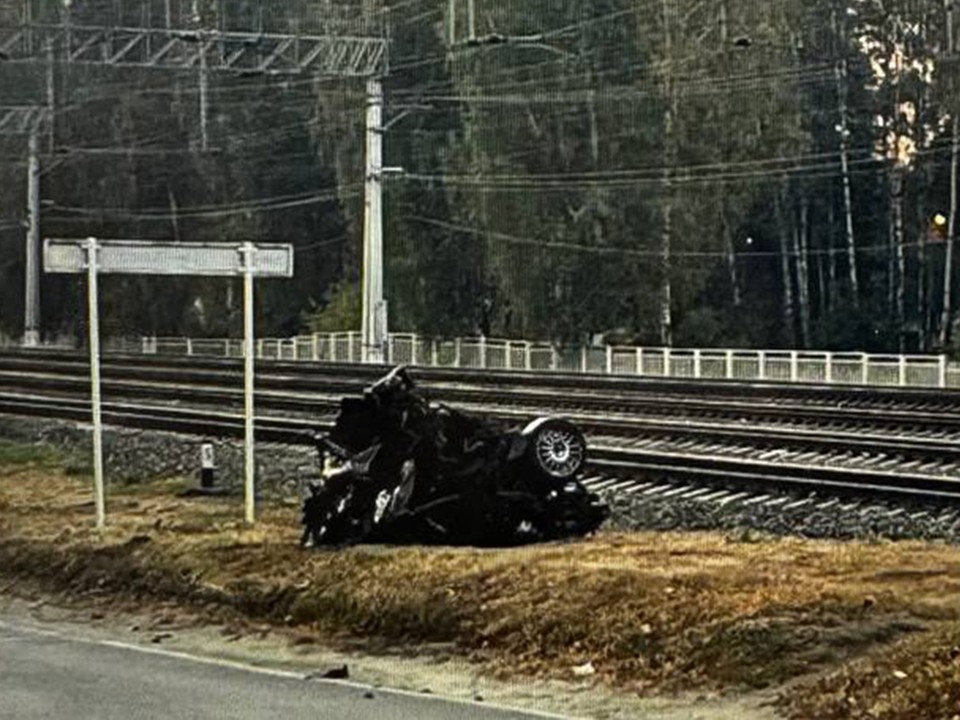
44 239 293 277
44 238 294 529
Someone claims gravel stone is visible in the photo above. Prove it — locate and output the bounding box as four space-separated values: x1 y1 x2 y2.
600 476 960 544
0 414 318 498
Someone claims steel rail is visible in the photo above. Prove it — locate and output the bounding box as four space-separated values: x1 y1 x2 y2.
4 348 960 408
3 351 960 426
4 352 960 459
3 366 960 462
2 392 958 503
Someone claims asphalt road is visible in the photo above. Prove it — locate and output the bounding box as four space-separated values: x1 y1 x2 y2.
0 621 567 720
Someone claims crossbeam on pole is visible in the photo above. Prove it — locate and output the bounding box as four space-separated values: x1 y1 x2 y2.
0 106 50 135
0 24 388 76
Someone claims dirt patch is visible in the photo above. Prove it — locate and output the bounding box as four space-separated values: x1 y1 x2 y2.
2 462 960 719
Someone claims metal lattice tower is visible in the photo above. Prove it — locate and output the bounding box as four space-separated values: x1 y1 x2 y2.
0 23 387 76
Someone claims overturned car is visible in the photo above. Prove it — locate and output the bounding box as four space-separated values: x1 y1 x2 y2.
301 366 609 547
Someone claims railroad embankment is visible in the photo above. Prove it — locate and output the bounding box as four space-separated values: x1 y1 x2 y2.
0 414 317 491
1 440 958 720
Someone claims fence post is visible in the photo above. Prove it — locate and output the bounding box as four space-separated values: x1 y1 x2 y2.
636 347 644 376
725 350 733 379
186 338 193 356
606 345 613 375
431 338 439 368
861 353 869 385
525 342 533 371
758 351 766 381
663 348 671 377
898 355 907 387
693 349 701 379
312 334 319 362
347 333 355 362
790 351 799 382
580 345 588 373
479 337 487 369
455 338 462 368
550 345 558 371
825 352 834 383
411 336 419 366
939 354 948 388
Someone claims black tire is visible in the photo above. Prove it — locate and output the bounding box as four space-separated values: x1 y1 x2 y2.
521 418 587 480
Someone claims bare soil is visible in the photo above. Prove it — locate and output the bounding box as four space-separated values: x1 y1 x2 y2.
1 452 959 719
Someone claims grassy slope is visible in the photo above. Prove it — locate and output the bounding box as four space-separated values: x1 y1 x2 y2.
0 449 958 718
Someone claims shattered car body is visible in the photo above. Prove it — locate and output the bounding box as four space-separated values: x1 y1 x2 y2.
301 366 609 547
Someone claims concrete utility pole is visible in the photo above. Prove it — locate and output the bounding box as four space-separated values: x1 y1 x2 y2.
448 0 457 44
191 0 210 151
0 106 49 346
45 39 55 153
361 78 386 363
467 0 476 42
24 128 41 346
947 0 955 54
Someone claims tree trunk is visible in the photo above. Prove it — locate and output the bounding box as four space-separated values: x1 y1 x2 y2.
795 196 811 347
917 188 927 351
660 194 673 346
816 245 826 322
722 195 741 306
893 168 906 352
835 56 859 307
827 198 837 313
776 181 795 345
659 0 675 347
940 115 959 348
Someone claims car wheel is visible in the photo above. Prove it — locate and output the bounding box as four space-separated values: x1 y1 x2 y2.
521 418 587 480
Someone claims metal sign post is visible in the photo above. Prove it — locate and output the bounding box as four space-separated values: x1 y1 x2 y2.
45 238 294 529
85 238 106 530
240 242 257 525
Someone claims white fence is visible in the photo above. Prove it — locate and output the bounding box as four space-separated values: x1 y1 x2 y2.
136 332 960 389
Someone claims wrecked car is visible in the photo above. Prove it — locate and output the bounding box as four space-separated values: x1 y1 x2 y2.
301 366 609 547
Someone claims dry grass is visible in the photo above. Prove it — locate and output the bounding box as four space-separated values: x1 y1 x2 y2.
776 622 960 719
2 461 960 718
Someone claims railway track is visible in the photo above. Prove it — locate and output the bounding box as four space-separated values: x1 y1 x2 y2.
3 392 958 503
1 349 960 504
